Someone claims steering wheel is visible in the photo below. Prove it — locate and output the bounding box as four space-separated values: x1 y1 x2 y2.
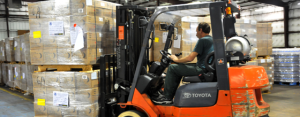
204 51 216 72
160 50 172 60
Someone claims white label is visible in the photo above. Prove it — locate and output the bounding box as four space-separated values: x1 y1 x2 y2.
242 29 246 32
91 72 97 80
254 30 257 32
8 70 11 81
244 19 250 23
86 0 92 5
254 39 257 41
269 67 272 69
14 41 17 47
99 33 102 37
49 21 64 36
114 19 116 23
270 75 272 77
162 32 168 43
74 27 84 51
251 20 257 25
78 9 84 13
21 43 25 50
173 35 181 49
82 75 87 79
99 49 102 53
53 91 69 107
99 17 103 21
22 73 25 79
70 27 77 45
267 59 272 63
101 3 105 6
15 67 18 76
272 64 274 66
261 59 265 63
231 56 239 60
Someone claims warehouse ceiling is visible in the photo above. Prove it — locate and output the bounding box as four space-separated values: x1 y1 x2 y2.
236 0 294 10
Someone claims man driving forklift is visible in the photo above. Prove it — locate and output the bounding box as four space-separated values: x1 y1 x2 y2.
152 22 214 104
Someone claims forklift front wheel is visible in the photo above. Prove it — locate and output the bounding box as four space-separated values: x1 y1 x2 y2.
118 110 148 117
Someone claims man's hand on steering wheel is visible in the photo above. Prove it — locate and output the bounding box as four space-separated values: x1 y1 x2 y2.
169 55 178 62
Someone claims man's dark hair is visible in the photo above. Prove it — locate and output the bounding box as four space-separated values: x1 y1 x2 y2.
198 22 210 34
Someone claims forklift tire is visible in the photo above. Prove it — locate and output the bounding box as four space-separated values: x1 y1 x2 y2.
118 110 148 117
260 114 269 117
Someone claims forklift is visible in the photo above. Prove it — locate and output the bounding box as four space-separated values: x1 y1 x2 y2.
98 0 270 117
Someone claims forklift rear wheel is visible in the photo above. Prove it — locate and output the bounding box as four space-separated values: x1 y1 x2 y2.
118 110 147 117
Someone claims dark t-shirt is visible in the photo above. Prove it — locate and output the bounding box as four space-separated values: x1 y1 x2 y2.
193 35 214 69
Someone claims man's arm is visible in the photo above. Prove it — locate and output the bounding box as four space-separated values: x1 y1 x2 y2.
170 52 198 63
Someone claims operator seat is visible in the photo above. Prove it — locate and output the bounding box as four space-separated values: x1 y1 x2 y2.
182 52 216 83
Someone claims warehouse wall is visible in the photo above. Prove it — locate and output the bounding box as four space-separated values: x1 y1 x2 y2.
240 6 284 47
0 1 29 40
288 1 300 47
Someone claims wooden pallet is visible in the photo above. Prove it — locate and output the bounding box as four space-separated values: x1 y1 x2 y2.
37 65 93 72
0 83 5 86
9 86 27 94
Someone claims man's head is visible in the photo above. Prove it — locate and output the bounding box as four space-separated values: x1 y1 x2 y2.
196 22 211 39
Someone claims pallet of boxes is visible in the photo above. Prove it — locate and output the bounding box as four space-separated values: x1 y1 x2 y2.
28 0 119 116
0 34 38 95
256 23 274 93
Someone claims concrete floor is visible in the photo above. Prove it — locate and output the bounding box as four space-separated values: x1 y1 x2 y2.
0 86 34 117
0 84 299 117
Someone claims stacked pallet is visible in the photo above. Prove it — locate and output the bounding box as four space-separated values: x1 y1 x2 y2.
28 0 119 116
273 49 300 86
256 57 275 93
0 33 38 94
33 66 104 117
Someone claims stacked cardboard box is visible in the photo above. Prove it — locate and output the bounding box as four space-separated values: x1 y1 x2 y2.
152 16 212 63
5 37 14 62
28 0 118 65
257 23 273 56
32 71 100 116
257 58 275 91
235 19 257 58
0 40 6 61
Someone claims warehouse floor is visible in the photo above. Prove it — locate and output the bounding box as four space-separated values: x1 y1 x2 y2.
0 85 299 117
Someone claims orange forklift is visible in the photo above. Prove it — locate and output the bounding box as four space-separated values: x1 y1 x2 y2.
98 0 270 117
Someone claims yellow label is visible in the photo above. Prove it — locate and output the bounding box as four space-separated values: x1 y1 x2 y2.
37 99 45 106
21 76 23 79
20 48 22 51
14 47 16 50
33 31 41 38
14 75 15 77
155 37 159 42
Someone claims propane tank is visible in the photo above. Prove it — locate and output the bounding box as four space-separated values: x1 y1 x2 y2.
225 36 251 56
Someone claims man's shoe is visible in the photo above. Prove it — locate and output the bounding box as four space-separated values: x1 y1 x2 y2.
152 95 172 104
151 89 164 99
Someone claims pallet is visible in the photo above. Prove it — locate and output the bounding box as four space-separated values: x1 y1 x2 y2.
274 82 298 86
37 65 93 72
0 83 5 86
9 86 27 94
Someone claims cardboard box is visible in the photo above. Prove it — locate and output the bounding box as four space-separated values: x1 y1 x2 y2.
46 87 61 105
61 107 77 116
32 72 45 88
75 88 99 104
75 71 99 88
13 64 21 88
47 106 62 117
7 64 14 87
59 72 76 88
34 103 48 116
43 48 58 64
45 72 60 88
30 49 44 65
77 103 98 117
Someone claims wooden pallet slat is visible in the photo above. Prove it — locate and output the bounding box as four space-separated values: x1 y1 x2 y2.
37 65 93 72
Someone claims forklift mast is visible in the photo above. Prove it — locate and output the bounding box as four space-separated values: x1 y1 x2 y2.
99 1 241 116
